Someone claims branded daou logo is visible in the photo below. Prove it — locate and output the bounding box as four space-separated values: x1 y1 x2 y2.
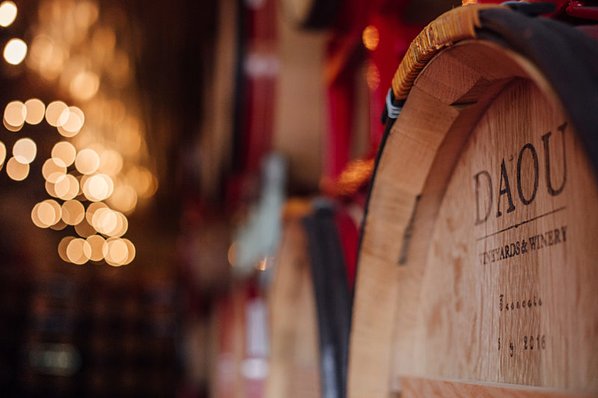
474 123 568 225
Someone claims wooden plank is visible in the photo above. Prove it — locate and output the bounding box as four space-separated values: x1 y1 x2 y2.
400 377 595 398
266 217 321 398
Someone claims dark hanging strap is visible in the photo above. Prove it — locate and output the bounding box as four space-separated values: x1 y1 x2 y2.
303 202 352 398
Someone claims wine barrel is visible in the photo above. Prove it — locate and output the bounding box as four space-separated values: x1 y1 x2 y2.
266 209 321 398
349 4 598 398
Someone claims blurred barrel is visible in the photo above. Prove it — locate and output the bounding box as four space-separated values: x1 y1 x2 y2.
266 211 321 398
349 5 598 398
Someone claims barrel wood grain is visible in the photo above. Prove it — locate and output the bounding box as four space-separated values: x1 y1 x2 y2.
266 219 321 398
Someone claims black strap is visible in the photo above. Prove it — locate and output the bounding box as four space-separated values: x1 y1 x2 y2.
303 203 352 398
478 8 598 175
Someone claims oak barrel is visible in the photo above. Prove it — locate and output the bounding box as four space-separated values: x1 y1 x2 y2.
349 5 598 398
266 212 321 398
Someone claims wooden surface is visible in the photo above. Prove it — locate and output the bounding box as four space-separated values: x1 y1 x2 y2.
273 13 326 191
266 218 321 398
349 41 598 398
400 377 595 398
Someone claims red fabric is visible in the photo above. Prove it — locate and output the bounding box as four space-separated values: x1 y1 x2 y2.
239 0 278 173
324 0 420 180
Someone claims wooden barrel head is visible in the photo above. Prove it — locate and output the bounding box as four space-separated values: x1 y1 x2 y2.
350 40 598 397
266 218 321 398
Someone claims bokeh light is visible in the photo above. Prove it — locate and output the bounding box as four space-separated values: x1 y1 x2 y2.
107 184 137 214
24 98 45 125
57 106 84 137
0 1 17 27
362 25 380 51
61 200 85 225
85 202 108 225
12 138 37 164
45 101 68 127
98 149 123 176
91 207 117 235
3 38 27 65
6 156 29 180
0 141 6 165
70 71 100 101
82 173 113 201
66 238 91 265
51 141 77 167
54 174 79 200
74 219 95 238
31 199 62 228
103 238 133 266
4 100 26 128
58 237 75 263
127 166 157 198
42 158 67 183
75 148 100 175
86 235 105 261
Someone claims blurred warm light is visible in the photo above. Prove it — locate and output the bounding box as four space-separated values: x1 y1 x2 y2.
54 174 79 200
91 207 117 235
83 173 113 201
45 181 58 197
74 1 99 30
109 51 131 86
103 238 129 266
66 238 91 265
92 27 116 60
362 25 380 51
91 207 129 238
118 117 142 156
75 219 95 238
58 237 75 262
128 166 157 198
107 211 128 237
61 200 85 225
98 149 123 176
51 141 77 167
0 141 6 165
12 138 37 164
70 71 99 101
25 0 150 266
3 38 27 65
57 106 84 137
4 100 26 128
366 62 380 90
28 35 65 80
75 148 99 175
3 118 22 132
24 98 45 124
122 239 136 264
107 184 137 214
6 156 29 180
45 101 68 127
42 158 67 183
0 1 17 27
50 220 67 231
31 202 48 229
85 202 107 225
86 235 105 261
31 199 61 228
462 0 477 4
